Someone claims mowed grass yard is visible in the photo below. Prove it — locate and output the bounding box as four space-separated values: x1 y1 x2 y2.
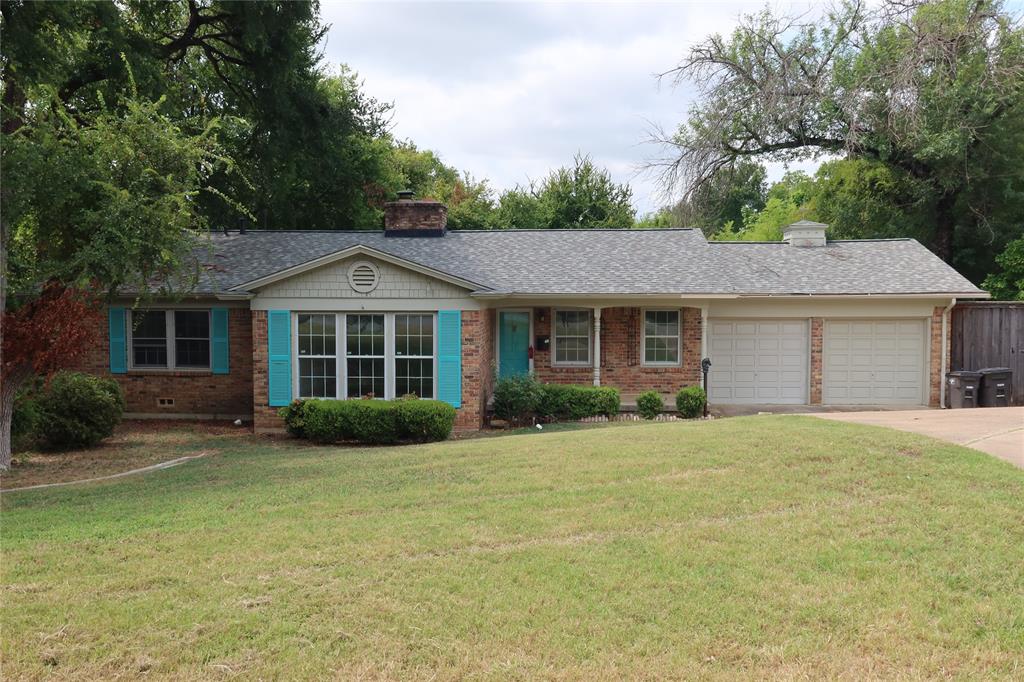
2 417 1023 680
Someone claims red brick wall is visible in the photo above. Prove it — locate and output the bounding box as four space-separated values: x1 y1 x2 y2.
71 306 253 418
531 307 702 393
251 310 284 432
454 309 494 430
809 318 823 405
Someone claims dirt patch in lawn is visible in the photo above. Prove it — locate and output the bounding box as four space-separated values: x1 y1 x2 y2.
1 420 252 490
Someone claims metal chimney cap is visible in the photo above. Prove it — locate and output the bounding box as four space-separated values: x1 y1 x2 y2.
396 190 415 201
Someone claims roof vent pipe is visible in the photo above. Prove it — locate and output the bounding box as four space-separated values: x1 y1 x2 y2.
782 220 828 247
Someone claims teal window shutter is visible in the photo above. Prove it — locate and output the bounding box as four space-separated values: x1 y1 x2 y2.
437 310 462 408
267 310 292 407
109 307 127 374
211 308 229 374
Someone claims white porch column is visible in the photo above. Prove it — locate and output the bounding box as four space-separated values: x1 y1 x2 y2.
593 307 602 386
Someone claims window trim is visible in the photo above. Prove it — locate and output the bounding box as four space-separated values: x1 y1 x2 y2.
290 312 438 401
127 309 212 371
552 308 593 367
295 312 340 400
641 307 682 367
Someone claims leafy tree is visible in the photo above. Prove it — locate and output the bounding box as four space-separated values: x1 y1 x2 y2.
0 88 237 468
679 160 767 235
657 0 1024 279
388 142 497 230
715 172 815 241
496 154 636 229
2 1 394 230
982 238 1024 300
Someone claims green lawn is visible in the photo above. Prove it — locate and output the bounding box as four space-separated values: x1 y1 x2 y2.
3 417 1023 679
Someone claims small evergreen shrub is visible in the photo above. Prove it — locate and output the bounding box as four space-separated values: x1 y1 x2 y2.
36 371 125 450
300 399 456 444
636 390 663 420
395 399 457 442
675 385 707 419
537 384 620 420
278 399 310 438
491 373 543 426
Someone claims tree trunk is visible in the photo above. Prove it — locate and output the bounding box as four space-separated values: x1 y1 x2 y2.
0 365 31 470
934 191 957 263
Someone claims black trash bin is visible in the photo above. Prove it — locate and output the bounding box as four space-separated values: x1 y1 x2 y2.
977 367 1012 407
947 370 982 408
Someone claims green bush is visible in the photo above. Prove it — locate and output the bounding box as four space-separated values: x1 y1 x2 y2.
492 373 543 426
278 399 310 438
636 390 663 420
675 385 707 419
11 390 42 452
301 398 455 445
395 399 457 442
537 384 620 420
36 371 125 450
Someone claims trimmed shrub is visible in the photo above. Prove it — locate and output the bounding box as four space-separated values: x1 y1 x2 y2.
301 398 455 445
36 371 125 450
675 385 707 419
492 373 543 426
395 399 457 442
537 384 620 420
279 399 310 438
636 390 663 420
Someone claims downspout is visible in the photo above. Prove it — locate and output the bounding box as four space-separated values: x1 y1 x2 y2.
939 298 956 408
700 303 709 360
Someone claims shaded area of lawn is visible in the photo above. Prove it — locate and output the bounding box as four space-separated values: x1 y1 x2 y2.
0 420 253 490
2 417 1023 679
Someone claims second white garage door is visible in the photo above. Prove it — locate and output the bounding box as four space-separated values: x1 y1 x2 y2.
708 320 808 404
823 320 927 405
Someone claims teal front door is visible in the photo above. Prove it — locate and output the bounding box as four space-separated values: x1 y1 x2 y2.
498 311 530 378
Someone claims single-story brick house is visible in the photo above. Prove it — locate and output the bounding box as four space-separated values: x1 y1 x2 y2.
73 195 987 431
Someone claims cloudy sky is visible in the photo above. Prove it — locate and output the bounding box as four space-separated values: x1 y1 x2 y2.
319 1 832 215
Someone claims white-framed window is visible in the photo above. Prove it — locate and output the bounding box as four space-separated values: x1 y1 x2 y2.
346 313 386 398
642 309 681 366
129 309 210 370
297 313 337 398
394 313 435 398
553 309 592 366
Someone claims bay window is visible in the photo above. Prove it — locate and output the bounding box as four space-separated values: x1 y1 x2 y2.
642 309 680 366
553 309 591 366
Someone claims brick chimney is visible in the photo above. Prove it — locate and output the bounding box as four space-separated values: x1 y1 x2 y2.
384 190 447 237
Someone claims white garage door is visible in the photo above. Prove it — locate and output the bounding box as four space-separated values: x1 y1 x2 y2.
823 320 927 405
708 320 809 404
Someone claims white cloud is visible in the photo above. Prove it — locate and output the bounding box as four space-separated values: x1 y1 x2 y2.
319 1 829 216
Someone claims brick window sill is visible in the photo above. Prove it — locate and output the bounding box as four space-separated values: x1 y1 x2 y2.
127 369 214 377
639 366 683 373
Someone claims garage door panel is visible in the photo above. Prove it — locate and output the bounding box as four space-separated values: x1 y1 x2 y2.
824 319 925 405
709 319 808 404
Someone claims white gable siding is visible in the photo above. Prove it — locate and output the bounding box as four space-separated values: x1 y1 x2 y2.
251 255 481 311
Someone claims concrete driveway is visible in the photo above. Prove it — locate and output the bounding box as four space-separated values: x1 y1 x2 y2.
815 407 1024 468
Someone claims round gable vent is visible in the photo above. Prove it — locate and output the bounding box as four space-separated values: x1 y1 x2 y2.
348 261 380 293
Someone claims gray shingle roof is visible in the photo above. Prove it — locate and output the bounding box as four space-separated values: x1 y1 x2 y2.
190 229 983 297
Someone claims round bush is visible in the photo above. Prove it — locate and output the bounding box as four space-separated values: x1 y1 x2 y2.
492 374 542 426
11 391 42 452
37 372 125 450
279 399 310 438
636 390 663 420
537 384 620 421
675 385 707 419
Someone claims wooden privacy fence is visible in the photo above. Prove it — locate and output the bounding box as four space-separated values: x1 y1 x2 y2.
950 302 1024 405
